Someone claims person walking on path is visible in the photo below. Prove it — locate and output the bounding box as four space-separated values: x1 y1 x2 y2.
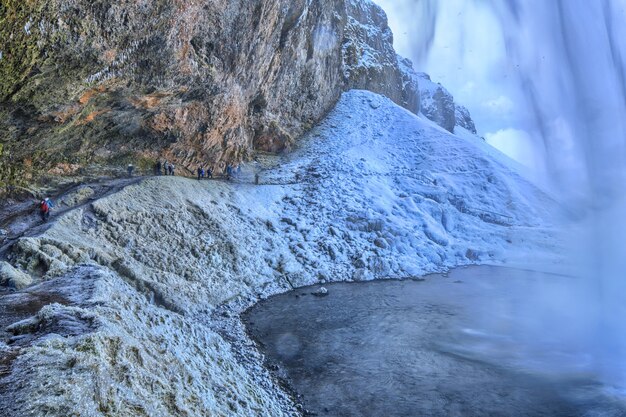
155 161 162 176
207 167 213 179
127 164 135 177
168 163 175 176
38 197 53 222
226 164 233 180
197 166 205 180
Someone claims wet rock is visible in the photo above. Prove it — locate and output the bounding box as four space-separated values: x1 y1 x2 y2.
312 287 328 297
0 261 33 290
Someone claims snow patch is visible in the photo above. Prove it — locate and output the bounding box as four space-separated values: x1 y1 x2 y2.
0 90 562 416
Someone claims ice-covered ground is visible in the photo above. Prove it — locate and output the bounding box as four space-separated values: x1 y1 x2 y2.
0 90 564 416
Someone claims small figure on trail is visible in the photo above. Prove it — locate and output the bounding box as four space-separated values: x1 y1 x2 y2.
226 164 233 180
197 166 205 180
127 164 135 177
163 161 170 176
154 161 162 176
38 197 53 222
207 167 213 179
168 164 175 176
255 173 260 185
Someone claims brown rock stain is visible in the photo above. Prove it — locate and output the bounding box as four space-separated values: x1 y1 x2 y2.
48 163 82 176
78 109 111 125
78 86 108 105
131 92 172 110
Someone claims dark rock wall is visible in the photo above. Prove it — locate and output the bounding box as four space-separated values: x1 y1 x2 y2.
0 0 471 186
0 0 351 180
0 0 418 180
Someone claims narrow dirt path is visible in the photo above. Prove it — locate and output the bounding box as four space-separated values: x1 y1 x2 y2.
0 176 145 259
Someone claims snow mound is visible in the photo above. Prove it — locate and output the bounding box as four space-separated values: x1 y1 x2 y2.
0 90 561 416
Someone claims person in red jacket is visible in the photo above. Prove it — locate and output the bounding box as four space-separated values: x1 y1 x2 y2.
38 198 53 222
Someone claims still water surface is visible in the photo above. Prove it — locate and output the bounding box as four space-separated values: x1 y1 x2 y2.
244 266 626 417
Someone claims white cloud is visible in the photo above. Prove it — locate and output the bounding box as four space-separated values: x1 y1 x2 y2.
482 95 515 115
484 128 540 170
375 0 528 136
459 81 476 95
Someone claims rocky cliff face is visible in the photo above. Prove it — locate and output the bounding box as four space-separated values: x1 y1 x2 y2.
455 104 477 134
0 0 420 186
415 72 456 133
342 0 420 114
394 64 477 136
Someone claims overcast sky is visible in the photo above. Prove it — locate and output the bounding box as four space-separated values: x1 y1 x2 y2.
375 0 539 171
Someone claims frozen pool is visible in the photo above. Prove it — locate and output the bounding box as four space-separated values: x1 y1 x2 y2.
243 266 626 417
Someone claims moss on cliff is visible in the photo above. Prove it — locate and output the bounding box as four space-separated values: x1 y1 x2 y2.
0 0 43 100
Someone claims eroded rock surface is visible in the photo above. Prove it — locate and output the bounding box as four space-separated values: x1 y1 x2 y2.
0 0 421 185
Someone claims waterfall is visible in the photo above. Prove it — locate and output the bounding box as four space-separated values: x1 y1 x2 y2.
396 0 626 389
487 0 626 388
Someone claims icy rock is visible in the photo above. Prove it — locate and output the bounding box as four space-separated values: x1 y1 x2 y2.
281 217 296 226
0 261 33 289
415 72 456 133
465 249 481 261
373 238 388 249
353 268 374 281
59 186 95 207
6 316 40 336
343 2 420 114
369 100 381 110
312 287 329 297
455 104 477 134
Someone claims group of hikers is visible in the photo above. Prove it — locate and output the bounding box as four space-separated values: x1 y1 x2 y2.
127 159 242 181
196 164 243 181
196 166 213 180
37 159 251 224
154 160 176 176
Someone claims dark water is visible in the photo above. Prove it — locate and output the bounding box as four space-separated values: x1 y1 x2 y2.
243 266 626 417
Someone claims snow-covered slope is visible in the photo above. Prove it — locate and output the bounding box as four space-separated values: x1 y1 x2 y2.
0 91 561 416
